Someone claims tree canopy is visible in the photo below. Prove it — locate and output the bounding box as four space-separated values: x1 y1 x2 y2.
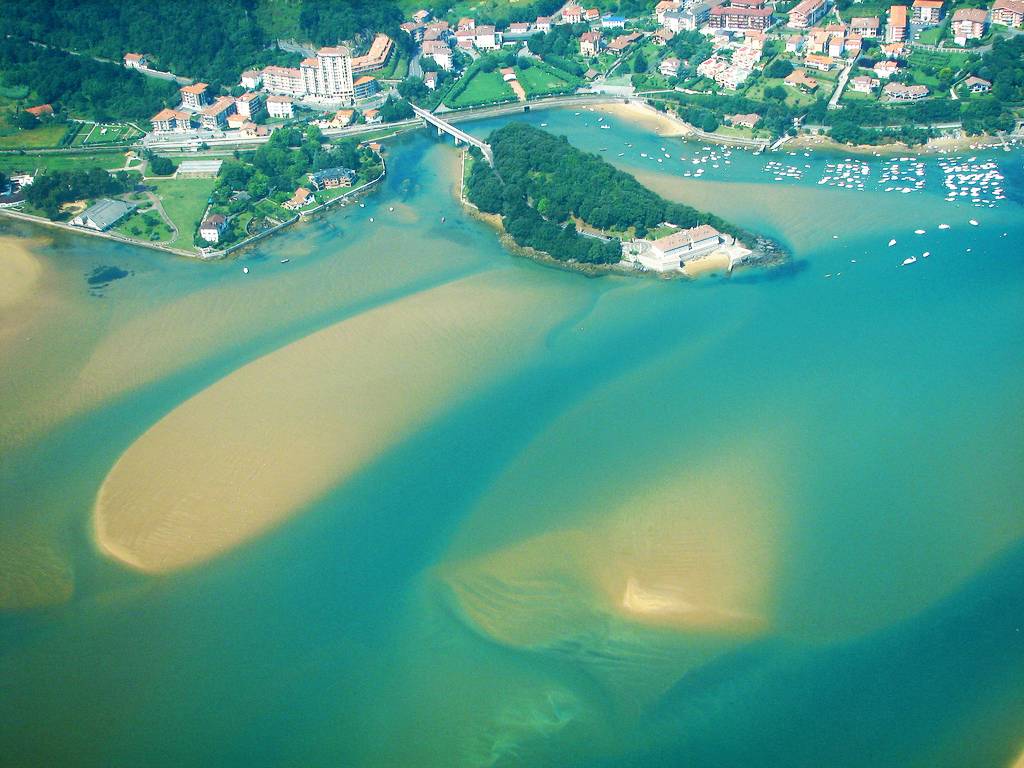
466 123 754 265
0 43 178 121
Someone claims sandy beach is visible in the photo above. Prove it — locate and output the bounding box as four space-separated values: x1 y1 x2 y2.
93 270 581 573
593 102 690 138
682 252 732 278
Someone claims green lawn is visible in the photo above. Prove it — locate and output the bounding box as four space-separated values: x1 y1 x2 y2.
73 123 144 146
516 64 576 97
746 78 819 108
0 124 69 149
908 49 969 70
917 26 944 45
376 51 409 80
0 151 127 174
114 207 175 243
841 88 878 102
150 177 217 248
445 70 515 108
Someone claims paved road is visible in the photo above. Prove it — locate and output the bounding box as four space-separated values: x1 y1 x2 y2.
828 61 854 110
408 53 423 79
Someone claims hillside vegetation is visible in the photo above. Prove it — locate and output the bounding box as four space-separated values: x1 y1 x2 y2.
0 0 408 84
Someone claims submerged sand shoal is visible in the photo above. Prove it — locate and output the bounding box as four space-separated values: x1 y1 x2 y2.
0 236 44 310
94 270 579 573
440 445 783 652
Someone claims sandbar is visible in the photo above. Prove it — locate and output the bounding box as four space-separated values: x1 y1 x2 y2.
93 271 575 573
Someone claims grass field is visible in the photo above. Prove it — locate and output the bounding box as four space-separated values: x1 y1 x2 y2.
908 49 969 70
0 124 69 150
746 78 819 108
71 123 144 146
376 51 409 80
516 65 574 97
445 70 515 108
150 177 216 247
0 151 128 175
114 207 176 243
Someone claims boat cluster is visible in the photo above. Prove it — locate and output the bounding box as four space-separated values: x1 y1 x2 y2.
818 160 870 190
762 160 805 181
678 145 732 177
879 158 926 194
938 157 1005 207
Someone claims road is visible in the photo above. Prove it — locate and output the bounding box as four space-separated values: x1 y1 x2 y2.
19 38 192 84
408 53 423 80
828 61 854 110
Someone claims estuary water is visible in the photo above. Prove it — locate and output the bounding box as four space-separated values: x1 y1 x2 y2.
1 107 1023 767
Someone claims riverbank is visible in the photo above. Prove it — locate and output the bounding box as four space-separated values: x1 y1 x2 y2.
788 129 1021 156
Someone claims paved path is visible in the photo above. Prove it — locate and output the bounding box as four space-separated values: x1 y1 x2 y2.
409 53 423 79
829 61 854 109
143 190 179 242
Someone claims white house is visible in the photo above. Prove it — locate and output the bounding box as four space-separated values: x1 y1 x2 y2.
266 95 294 119
240 70 263 90
638 224 727 271
124 53 148 69
474 25 502 50
199 214 227 243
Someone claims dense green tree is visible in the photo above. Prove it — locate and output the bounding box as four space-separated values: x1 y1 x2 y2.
765 59 794 79
465 124 755 265
379 96 414 122
147 154 176 176
0 43 177 120
10 110 40 130
25 168 132 218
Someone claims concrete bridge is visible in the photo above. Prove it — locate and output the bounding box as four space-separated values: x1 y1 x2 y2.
411 104 493 165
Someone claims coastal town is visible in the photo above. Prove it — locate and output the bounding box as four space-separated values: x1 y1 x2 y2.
0 0 1022 261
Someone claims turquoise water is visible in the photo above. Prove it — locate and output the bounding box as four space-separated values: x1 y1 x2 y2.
1 108 1023 767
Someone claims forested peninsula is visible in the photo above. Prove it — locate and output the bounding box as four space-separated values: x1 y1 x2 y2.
465 122 771 270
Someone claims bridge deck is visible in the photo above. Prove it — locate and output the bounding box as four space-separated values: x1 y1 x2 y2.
411 105 493 165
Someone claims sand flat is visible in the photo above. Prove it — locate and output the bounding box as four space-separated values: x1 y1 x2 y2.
94 271 575 573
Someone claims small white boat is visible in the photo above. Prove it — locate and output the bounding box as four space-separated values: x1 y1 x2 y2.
938 223 950 229
969 219 979 226
369 217 374 222
280 258 290 264
389 206 394 212
914 229 925 234
359 203 365 208
541 123 547 127
888 239 897 247
902 256 917 266
922 252 930 258
242 266 249 274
